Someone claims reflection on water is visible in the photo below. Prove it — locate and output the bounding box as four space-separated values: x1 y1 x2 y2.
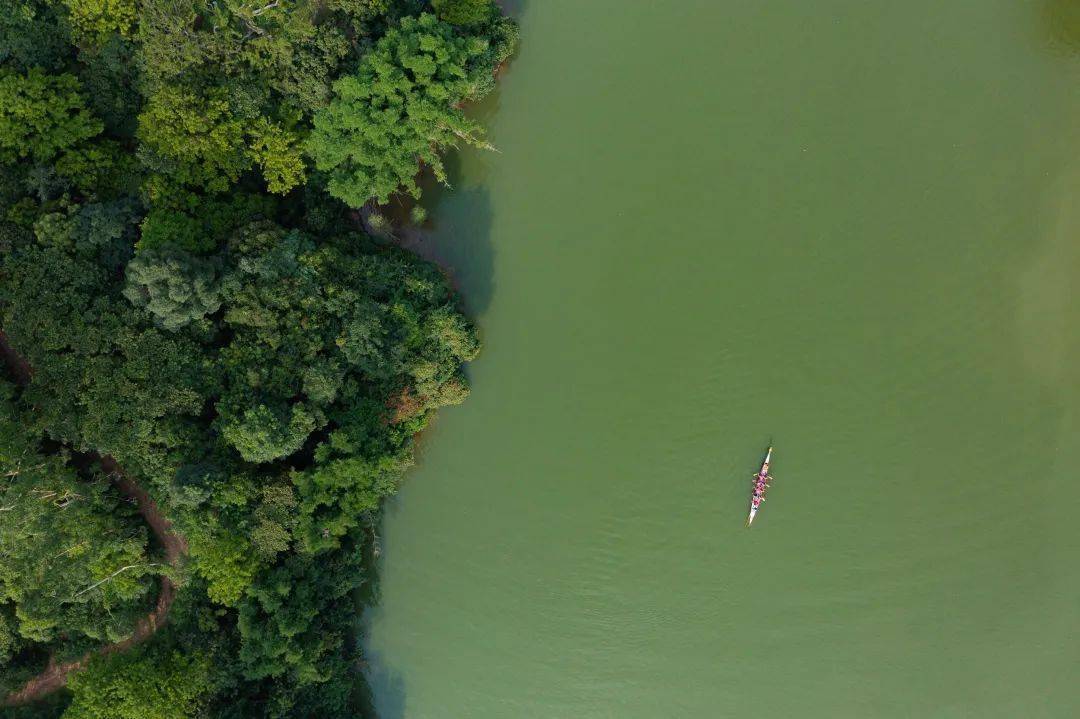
363 650 406 719
1016 161 1080 385
1043 0 1080 53
365 1 1080 717
402 155 498 319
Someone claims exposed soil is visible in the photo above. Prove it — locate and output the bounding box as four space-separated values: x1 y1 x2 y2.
1 336 187 707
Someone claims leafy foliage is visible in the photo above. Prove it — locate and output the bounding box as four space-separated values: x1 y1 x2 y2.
433 0 495 26
138 86 251 196
307 12 511 205
137 194 276 255
236 544 365 683
247 120 306 195
212 221 478 463
0 68 102 164
123 248 223 331
0 206 208 480
78 36 140 136
0 0 512 713
64 646 216 719
0 382 159 656
62 0 138 44
0 0 71 71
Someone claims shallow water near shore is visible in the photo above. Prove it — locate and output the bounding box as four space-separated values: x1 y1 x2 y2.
364 2 1080 717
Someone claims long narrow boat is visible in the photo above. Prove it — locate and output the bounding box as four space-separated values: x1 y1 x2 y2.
746 446 773 527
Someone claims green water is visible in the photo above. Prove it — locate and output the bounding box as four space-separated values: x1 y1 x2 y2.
365 2 1080 717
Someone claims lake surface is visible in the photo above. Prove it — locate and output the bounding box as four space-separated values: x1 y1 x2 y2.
365 2 1080 717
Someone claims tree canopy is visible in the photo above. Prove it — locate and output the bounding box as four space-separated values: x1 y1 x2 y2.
0 68 102 164
0 380 159 684
0 0 514 715
433 0 496 26
308 12 515 205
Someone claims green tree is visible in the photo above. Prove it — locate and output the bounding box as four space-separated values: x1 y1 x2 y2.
328 0 390 24
64 646 215 719
211 222 480 466
123 248 223 331
247 119 306 195
293 453 405 553
137 208 213 254
137 85 250 196
0 0 508 710
251 484 298 559
0 68 102 164
306 13 500 206
62 0 138 44
433 0 494 26
79 35 140 136
187 529 261 607
137 194 277 255
0 382 159 653
0 204 209 482
0 0 71 72
236 544 365 684
138 85 308 197
134 0 213 88
221 403 317 464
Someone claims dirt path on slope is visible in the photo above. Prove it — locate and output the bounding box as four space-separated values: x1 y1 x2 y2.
1 335 188 707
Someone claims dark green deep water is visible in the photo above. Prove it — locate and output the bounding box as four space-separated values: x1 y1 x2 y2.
365 2 1080 717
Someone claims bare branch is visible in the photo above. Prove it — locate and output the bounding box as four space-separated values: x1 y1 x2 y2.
251 1 280 17
51 543 85 560
72 563 160 599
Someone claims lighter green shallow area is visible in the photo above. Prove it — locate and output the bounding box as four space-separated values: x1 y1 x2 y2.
364 2 1080 717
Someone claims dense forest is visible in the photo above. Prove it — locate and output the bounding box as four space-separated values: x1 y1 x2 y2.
0 0 514 716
